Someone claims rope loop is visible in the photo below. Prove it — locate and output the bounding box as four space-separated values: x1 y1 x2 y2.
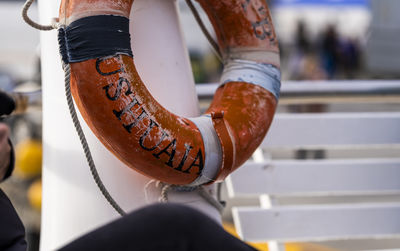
159 183 225 213
22 0 58 31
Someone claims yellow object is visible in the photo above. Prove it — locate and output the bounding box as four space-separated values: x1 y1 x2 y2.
223 223 339 251
15 139 42 178
28 179 42 211
223 223 268 250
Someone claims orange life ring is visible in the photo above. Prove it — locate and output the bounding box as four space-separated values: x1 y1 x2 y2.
58 0 280 186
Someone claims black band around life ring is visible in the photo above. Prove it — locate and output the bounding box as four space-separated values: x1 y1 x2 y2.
58 15 133 64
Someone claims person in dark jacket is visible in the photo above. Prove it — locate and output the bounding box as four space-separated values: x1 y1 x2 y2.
0 91 27 251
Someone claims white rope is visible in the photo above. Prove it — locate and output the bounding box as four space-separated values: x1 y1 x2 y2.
63 63 126 216
185 0 222 61
22 0 58 31
159 183 225 213
198 186 225 213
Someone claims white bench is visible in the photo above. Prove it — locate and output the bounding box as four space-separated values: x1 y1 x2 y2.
226 112 400 250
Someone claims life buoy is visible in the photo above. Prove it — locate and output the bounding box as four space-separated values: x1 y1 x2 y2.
57 0 281 186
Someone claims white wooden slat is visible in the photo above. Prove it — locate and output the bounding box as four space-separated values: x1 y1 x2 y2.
233 204 400 242
195 81 400 99
262 113 400 148
227 159 400 197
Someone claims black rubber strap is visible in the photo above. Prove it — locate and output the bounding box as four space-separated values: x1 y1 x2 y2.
58 15 133 64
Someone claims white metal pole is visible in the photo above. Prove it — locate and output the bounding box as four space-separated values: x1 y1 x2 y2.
130 0 200 116
39 0 220 250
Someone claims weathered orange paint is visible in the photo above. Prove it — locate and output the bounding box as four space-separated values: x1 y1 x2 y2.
207 82 277 181
59 0 279 185
196 0 279 60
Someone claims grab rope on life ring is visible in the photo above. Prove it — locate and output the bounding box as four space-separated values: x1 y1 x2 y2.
54 0 281 187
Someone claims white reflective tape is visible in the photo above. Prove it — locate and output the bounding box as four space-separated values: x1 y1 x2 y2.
221 59 281 100
188 116 222 186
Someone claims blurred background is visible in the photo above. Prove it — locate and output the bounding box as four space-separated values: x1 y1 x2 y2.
0 0 399 250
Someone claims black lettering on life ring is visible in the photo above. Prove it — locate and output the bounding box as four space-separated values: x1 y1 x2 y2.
96 56 204 174
139 119 169 151
103 77 132 101
96 55 124 76
153 139 177 167
257 6 267 15
113 96 141 121
174 143 193 172
182 149 204 174
241 0 251 11
252 18 271 40
123 108 148 133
